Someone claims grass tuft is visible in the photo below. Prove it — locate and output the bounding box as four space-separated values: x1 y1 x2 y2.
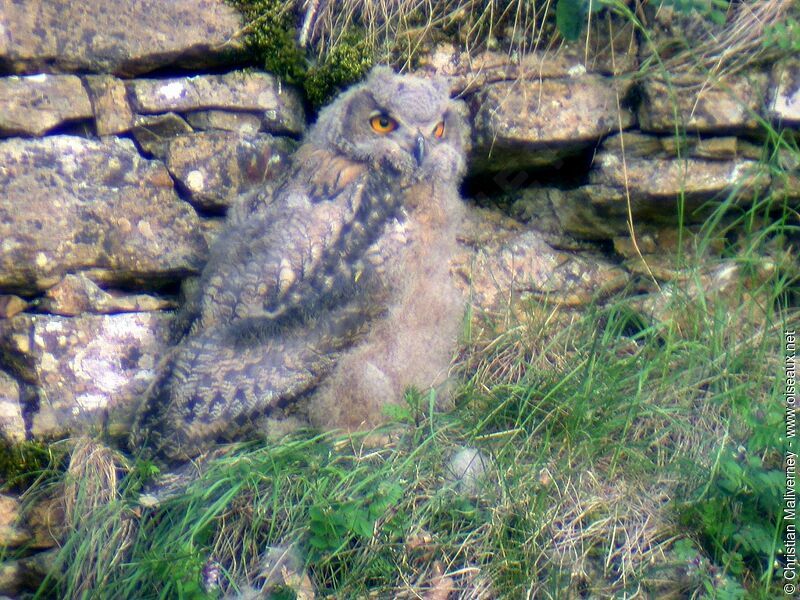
27 235 797 596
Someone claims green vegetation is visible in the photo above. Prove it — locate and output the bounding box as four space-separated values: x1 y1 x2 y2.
3 2 797 599
227 0 307 84
224 0 605 105
226 0 375 106
21 184 798 596
0 440 67 492
303 31 374 108
226 0 798 107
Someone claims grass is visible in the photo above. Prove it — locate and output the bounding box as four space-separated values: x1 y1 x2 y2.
16 211 797 597
227 0 799 106
3 2 797 598
224 0 616 105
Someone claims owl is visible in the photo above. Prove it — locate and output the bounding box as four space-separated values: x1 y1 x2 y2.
130 67 469 462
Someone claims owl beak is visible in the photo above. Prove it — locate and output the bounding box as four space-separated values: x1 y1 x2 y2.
413 133 426 166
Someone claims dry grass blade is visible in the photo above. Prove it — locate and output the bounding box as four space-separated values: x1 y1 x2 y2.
544 473 676 596
302 0 559 65
56 437 136 599
657 0 794 80
62 436 126 520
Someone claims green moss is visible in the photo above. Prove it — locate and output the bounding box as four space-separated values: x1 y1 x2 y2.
0 440 67 491
227 0 307 85
304 31 374 107
222 0 561 108
226 2 375 108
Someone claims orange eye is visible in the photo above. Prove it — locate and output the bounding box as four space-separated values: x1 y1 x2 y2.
433 121 445 138
370 114 398 134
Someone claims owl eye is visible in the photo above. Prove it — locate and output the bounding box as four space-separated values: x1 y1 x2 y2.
433 121 445 138
370 114 398 134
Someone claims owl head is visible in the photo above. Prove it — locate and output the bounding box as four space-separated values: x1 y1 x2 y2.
308 66 468 185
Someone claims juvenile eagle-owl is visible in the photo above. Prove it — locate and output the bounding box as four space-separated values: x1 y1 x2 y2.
131 67 469 461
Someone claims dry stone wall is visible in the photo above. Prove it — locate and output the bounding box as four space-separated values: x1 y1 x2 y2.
0 0 798 451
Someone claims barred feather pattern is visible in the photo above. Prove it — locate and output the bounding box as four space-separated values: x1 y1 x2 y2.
130 67 469 462
130 148 406 462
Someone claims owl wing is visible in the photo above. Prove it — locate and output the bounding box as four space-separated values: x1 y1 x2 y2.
131 297 380 462
191 146 400 332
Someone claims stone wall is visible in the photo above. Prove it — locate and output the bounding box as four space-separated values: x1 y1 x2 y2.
0 0 798 449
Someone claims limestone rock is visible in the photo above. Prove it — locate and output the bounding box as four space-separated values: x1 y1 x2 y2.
24 497 62 549
0 371 24 443
615 225 727 283
599 132 664 158
84 75 135 136
603 133 762 162
638 72 769 132
128 72 305 135
446 447 491 496
581 132 771 232
38 274 177 316
0 560 22 597
770 58 800 123
506 188 571 241
659 136 761 161
0 0 243 76
0 312 171 439
549 187 625 240
612 228 725 262
0 495 30 548
502 187 605 251
590 147 769 204
0 549 55 597
633 259 777 332
0 296 27 319
199 218 226 249
166 132 296 211
0 136 208 294
421 17 638 92
131 113 193 158
470 76 635 171
560 166 769 241
0 74 92 136
186 110 264 134
454 209 628 309
623 254 691 282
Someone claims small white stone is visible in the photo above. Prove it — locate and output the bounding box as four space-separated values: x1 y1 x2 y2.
40 353 58 371
186 170 205 191
447 447 490 495
138 494 160 509
2 239 21 252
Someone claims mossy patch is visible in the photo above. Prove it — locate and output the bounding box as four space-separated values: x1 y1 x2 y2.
0 440 67 491
304 31 374 106
223 0 576 108
226 1 375 108
227 0 307 85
